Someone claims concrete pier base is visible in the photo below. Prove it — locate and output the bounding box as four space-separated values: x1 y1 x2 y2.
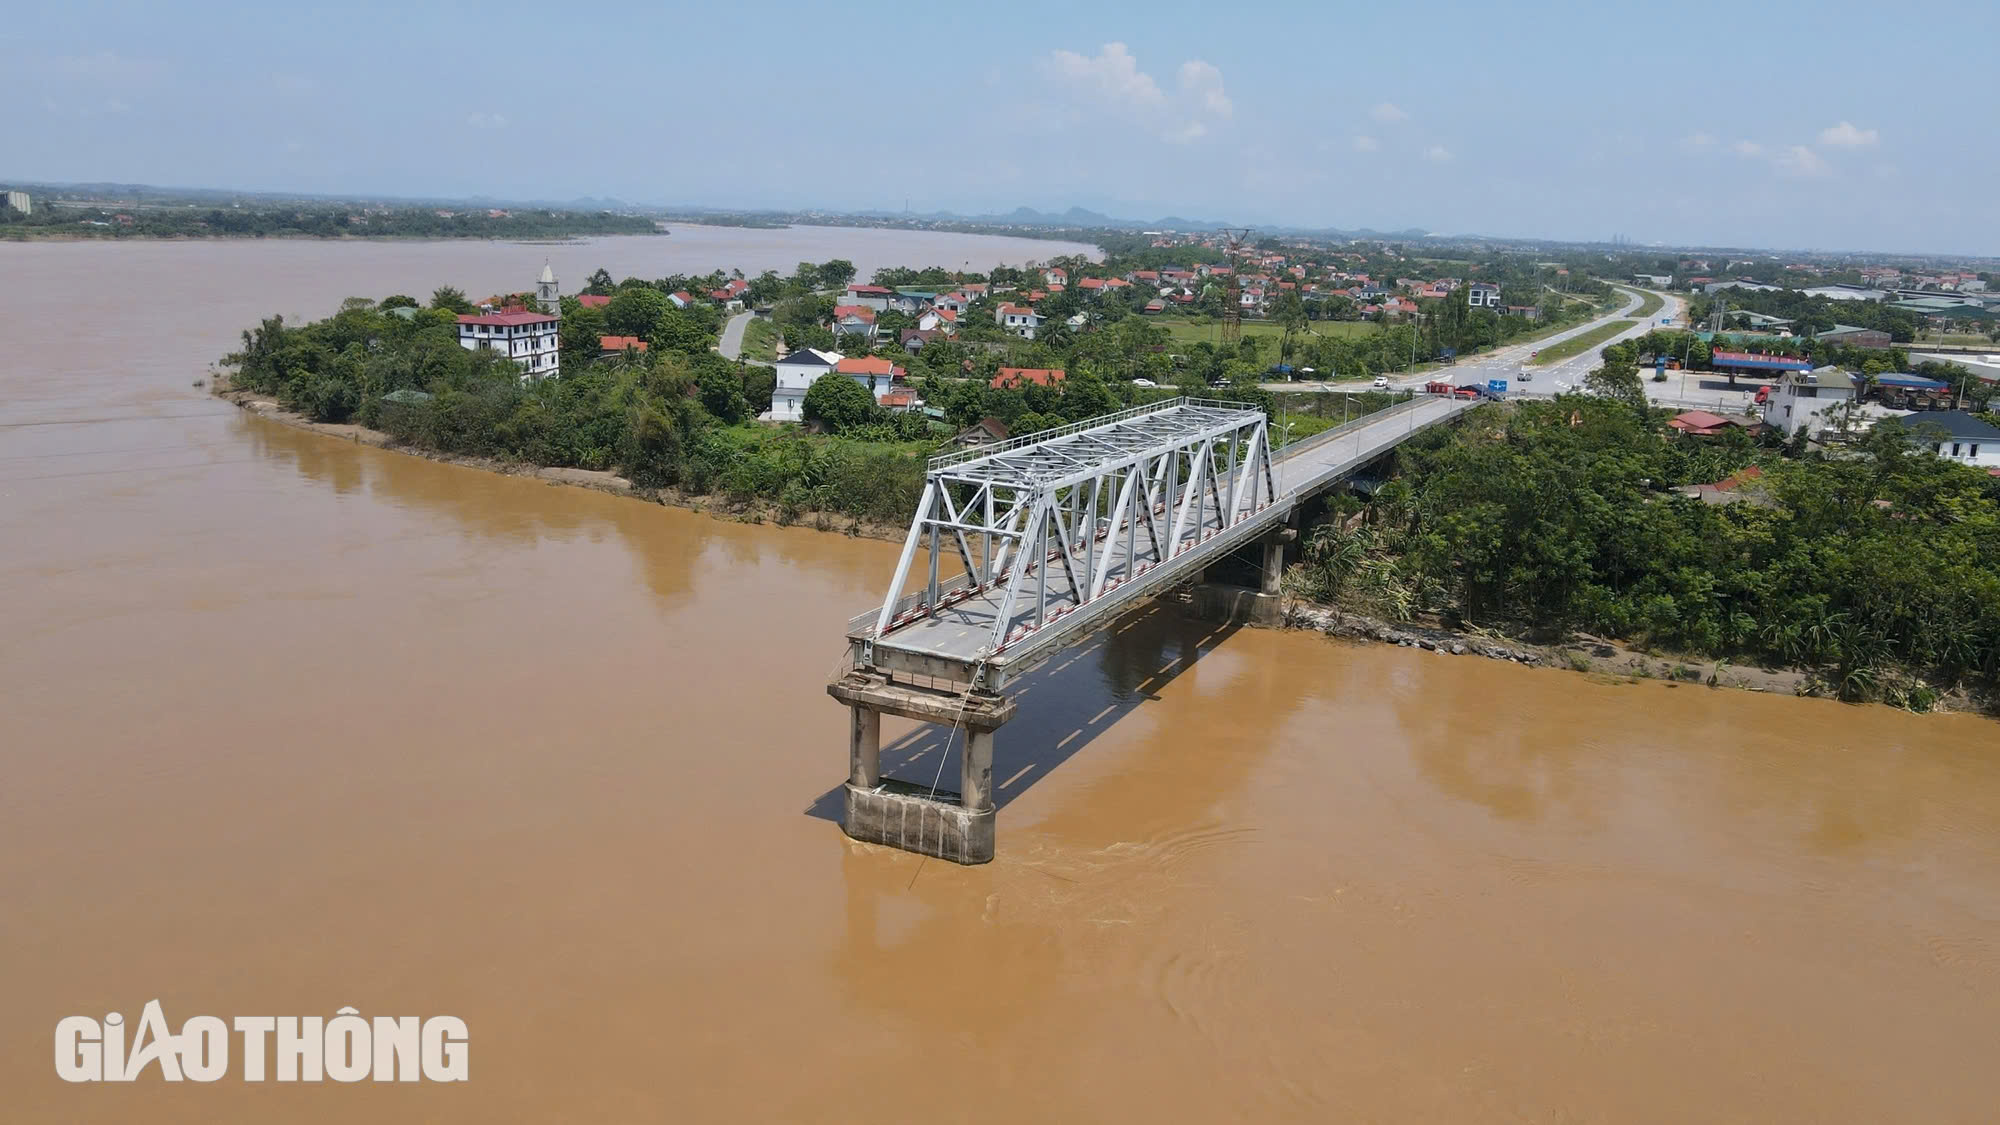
1186 582 1285 626
843 779 996 864
828 672 1014 865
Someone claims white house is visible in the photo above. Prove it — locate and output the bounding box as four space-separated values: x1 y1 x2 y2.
1466 281 1501 308
457 309 560 379
1904 411 2000 469
764 348 844 422
932 292 968 314
995 303 1043 339
1760 367 1856 438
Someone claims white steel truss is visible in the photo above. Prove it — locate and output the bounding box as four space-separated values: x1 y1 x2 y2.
869 399 1276 657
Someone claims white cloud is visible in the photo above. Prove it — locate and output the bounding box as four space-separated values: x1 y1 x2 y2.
1178 60 1232 118
1352 134 1380 153
1044 43 1232 144
1818 120 1878 147
1370 101 1408 124
1731 139 1763 157
1423 145 1452 163
1775 144 1829 177
1681 131 1715 148
466 112 508 129
1049 42 1163 108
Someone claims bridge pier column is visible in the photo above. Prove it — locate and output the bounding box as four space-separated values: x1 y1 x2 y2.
962 726 994 814
1261 537 1285 595
848 705 880 789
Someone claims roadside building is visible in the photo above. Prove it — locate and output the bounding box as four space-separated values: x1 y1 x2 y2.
1711 349 1811 382
1901 411 2000 469
1760 367 1856 439
765 347 843 423
1815 324 1891 349
1667 410 1767 438
1466 281 1501 308
3 190 29 214
456 308 560 378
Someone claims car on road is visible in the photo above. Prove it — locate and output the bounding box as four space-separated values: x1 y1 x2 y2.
1372 376 1390 389
1132 378 1157 388
1753 384 1771 404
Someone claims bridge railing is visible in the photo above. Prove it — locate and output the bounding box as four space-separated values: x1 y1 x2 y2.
1273 395 1430 465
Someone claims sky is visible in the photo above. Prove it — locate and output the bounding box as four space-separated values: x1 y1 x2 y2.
8 0 1997 256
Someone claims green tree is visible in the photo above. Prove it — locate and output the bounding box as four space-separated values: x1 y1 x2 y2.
606 287 670 338
429 286 474 314
802 373 879 433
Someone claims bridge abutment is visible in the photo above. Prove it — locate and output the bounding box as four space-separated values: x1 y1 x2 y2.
828 672 1014 865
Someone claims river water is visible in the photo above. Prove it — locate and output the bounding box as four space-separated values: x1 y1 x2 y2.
2 232 1996 1122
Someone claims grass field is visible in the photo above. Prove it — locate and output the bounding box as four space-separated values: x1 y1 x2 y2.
739 316 780 362
1916 332 1998 348
1153 317 1380 346
1625 287 1664 318
1529 320 1635 366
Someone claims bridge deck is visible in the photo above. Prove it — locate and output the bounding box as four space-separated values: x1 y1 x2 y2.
849 395 1473 689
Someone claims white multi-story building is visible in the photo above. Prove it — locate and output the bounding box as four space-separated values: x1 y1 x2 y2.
1760 367 1855 438
764 347 843 422
457 309 560 378
3 190 29 215
1466 281 1501 308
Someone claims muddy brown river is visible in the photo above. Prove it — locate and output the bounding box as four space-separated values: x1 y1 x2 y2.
2 233 1996 1122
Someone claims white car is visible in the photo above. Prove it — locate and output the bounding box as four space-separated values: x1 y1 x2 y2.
1372 376 1390 389
1132 378 1157 388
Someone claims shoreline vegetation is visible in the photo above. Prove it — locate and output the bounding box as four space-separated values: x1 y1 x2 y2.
215 250 1998 718
1 200 660 241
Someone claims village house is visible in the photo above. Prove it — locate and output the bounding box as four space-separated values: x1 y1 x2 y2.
833 355 907 403
577 293 612 309
764 347 843 423
931 292 968 314
1466 281 1501 308
842 283 892 311
1904 411 2000 469
887 289 935 315
916 307 958 333
996 303 1043 339
597 335 648 357
1043 267 1067 287
707 278 748 310
831 304 878 343
666 291 695 309
1760 367 1857 439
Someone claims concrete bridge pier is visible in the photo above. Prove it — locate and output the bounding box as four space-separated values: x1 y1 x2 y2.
1188 520 1298 626
827 671 1016 864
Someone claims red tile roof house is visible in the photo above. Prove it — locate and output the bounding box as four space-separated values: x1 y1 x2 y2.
831 304 878 342
598 335 648 355
666 291 695 309
995 303 1044 339
990 367 1065 389
834 355 907 401
577 293 612 308
1667 410 1767 437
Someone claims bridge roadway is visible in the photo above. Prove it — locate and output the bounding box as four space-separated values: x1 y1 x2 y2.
846 394 1473 692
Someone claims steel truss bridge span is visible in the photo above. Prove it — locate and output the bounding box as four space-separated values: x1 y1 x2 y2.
847 394 1472 691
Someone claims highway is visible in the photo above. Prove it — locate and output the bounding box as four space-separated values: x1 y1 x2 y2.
1259 287 1766 413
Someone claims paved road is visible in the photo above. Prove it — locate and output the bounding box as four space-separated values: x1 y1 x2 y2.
717 310 753 360
1260 288 1767 413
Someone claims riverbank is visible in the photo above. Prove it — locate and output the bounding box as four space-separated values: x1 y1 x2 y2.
212 375 908 542
1283 601 1996 716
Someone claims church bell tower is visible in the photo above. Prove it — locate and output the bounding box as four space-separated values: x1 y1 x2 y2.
535 261 559 314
